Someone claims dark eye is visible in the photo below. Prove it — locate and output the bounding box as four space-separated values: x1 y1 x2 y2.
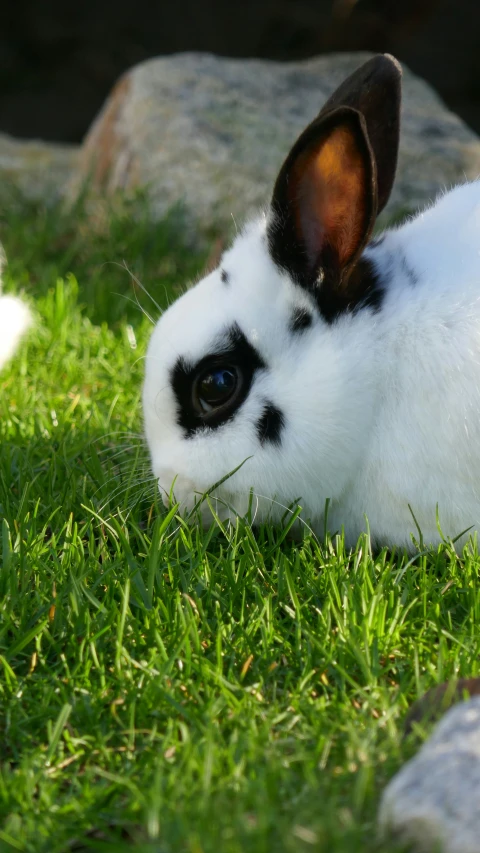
193 365 241 415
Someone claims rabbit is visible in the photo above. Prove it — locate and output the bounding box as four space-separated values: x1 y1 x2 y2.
143 53 480 552
0 249 30 371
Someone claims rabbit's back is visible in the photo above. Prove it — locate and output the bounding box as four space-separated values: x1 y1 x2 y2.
339 184 480 548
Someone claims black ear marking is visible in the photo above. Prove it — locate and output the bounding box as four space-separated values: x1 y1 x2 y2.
267 55 402 323
268 108 376 319
318 54 402 214
256 402 285 446
220 269 229 284
316 257 384 324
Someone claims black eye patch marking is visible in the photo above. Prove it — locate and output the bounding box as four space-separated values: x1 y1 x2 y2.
289 307 313 334
171 324 266 438
220 269 229 284
256 401 285 446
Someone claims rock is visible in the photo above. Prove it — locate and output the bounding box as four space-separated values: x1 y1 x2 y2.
73 51 480 233
0 133 79 202
378 697 480 853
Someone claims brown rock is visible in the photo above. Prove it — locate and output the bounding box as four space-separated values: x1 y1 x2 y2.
72 51 480 234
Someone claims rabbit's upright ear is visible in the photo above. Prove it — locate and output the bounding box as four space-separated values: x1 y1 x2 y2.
268 107 377 315
267 56 401 321
318 54 402 213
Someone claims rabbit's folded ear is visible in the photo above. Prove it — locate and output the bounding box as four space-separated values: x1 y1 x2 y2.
268 106 377 312
318 54 402 214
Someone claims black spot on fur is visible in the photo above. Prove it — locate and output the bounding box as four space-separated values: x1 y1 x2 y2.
400 254 419 286
256 402 285 446
316 256 385 324
220 269 229 284
290 307 313 333
171 324 266 438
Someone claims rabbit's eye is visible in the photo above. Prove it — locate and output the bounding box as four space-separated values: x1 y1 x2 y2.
193 366 240 415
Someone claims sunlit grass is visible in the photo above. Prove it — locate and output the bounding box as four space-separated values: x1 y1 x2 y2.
0 194 479 852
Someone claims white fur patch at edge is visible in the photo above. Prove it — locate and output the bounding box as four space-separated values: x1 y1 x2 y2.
0 295 31 370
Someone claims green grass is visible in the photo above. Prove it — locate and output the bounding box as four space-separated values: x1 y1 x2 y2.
0 192 479 853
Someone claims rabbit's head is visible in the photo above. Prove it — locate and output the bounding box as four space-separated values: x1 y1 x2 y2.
143 55 401 526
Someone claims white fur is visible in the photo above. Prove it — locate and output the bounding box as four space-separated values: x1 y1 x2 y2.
0 262 30 371
143 183 480 551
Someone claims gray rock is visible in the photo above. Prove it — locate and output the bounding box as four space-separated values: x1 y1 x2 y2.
73 51 480 232
0 132 79 201
378 697 480 853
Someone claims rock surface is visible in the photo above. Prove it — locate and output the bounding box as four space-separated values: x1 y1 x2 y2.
379 697 480 853
0 133 79 201
72 51 480 231
3 51 480 234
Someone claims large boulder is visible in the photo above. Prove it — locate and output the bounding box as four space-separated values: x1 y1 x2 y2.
73 51 480 231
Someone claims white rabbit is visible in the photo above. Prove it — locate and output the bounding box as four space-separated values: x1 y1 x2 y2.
143 54 480 551
0 249 30 371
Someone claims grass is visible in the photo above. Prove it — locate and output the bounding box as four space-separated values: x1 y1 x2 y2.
0 191 479 853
